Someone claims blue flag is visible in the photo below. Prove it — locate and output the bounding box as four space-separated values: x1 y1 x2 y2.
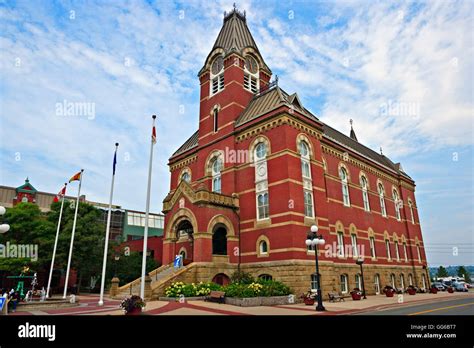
113 149 117 175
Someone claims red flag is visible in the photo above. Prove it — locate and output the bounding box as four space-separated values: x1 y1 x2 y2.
152 125 156 144
53 185 67 202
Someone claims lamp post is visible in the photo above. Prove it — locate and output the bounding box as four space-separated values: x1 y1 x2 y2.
0 206 10 234
305 224 325 311
356 257 367 299
114 254 120 278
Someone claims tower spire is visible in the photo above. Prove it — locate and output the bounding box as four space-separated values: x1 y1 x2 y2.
349 119 358 142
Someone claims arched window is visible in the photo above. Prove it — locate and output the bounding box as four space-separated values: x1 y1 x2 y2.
369 235 376 259
258 274 272 281
259 240 268 255
378 183 387 217
403 242 408 262
254 141 269 220
360 176 370 211
210 55 224 96
385 238 392 260
355 273 362 289
408 274 414 286
351 233 359 257
374 274 381 294
339 167 350 206
244 55 259 93
394 240 400 261
213 108 219 132
257 192 269 220
310 274 319 291
299 140 314 218
408 200 415 224
421 274 427 289
390 274 396 288
400 274 405 289
180 169 191 183
211 156 223 193
416 244 422 263
393 189 401 221
340 274 349 293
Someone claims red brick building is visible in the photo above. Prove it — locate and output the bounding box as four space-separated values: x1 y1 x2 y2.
161 8 429 296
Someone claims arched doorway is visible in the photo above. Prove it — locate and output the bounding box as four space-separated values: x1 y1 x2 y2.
212 225 227 255
212 273 230 286
176 219 194 263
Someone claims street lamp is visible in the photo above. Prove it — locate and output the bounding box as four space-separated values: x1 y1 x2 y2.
356 257 367 299
0 206 10 234
305 224 326 311
114 254 120 277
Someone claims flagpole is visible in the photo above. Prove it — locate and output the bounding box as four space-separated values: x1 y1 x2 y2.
63 169 84 299
140 115 156 299
46 183 67 299
99 143 119 306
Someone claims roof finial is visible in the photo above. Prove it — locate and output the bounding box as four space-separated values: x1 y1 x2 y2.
233 2 237 11
25 177 29 183
380 146 383 155
349 118 358 142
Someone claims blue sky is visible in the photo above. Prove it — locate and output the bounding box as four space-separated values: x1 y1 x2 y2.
0 0 472 266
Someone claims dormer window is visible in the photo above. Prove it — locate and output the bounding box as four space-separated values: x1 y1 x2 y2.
244 55 259 93
210 56 224 96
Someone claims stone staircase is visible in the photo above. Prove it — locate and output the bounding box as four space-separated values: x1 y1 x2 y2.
113 262 196 299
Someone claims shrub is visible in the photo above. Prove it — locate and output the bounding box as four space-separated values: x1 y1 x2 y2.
230 271 254 284
224 280 291 298
164 281 223 297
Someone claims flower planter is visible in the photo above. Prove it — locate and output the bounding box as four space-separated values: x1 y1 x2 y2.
225 296 292 307
430 288 438 294
447 288 454 293
407 288 416 295
351 293 362 301
303 298 315 305
125 307 142 315
385 291 395 297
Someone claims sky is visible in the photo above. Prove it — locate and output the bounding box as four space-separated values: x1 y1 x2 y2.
0 0 473 266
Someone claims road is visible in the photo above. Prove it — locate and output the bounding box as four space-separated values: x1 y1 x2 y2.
361 296 474 315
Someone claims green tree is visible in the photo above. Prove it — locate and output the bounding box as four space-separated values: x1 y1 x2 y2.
436 266 449 278
457 266 471 283
107 251 158 286
0 203 56 272
47 200 115 292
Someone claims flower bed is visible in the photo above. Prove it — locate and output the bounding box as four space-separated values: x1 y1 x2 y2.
164 281 222 298
163 277 293 307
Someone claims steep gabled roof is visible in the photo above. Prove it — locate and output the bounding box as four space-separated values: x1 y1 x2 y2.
172 130 199 157
16 178 37 193
235 85 316 126
199 8 270 75
322 124 411 179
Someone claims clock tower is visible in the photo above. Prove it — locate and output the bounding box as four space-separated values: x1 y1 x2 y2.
197 6 272 147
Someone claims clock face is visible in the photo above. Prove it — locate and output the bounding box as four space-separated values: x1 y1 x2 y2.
211 56 224 75
245 56 258 74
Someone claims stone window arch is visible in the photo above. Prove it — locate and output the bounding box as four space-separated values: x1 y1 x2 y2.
179 167 192 183
338 164 351 206
256 235 270 257
359 173 370 212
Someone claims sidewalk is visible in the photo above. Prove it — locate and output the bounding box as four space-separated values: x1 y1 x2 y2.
10 291 473 316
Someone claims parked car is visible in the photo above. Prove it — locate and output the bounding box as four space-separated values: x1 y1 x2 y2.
452 282 468 292
431 282 447 291
442 280 452 287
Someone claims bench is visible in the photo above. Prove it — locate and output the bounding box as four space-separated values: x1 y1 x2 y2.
328 292 347 302
205 291 225 304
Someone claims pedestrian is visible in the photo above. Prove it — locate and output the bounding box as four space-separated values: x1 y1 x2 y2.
9 291 19 313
